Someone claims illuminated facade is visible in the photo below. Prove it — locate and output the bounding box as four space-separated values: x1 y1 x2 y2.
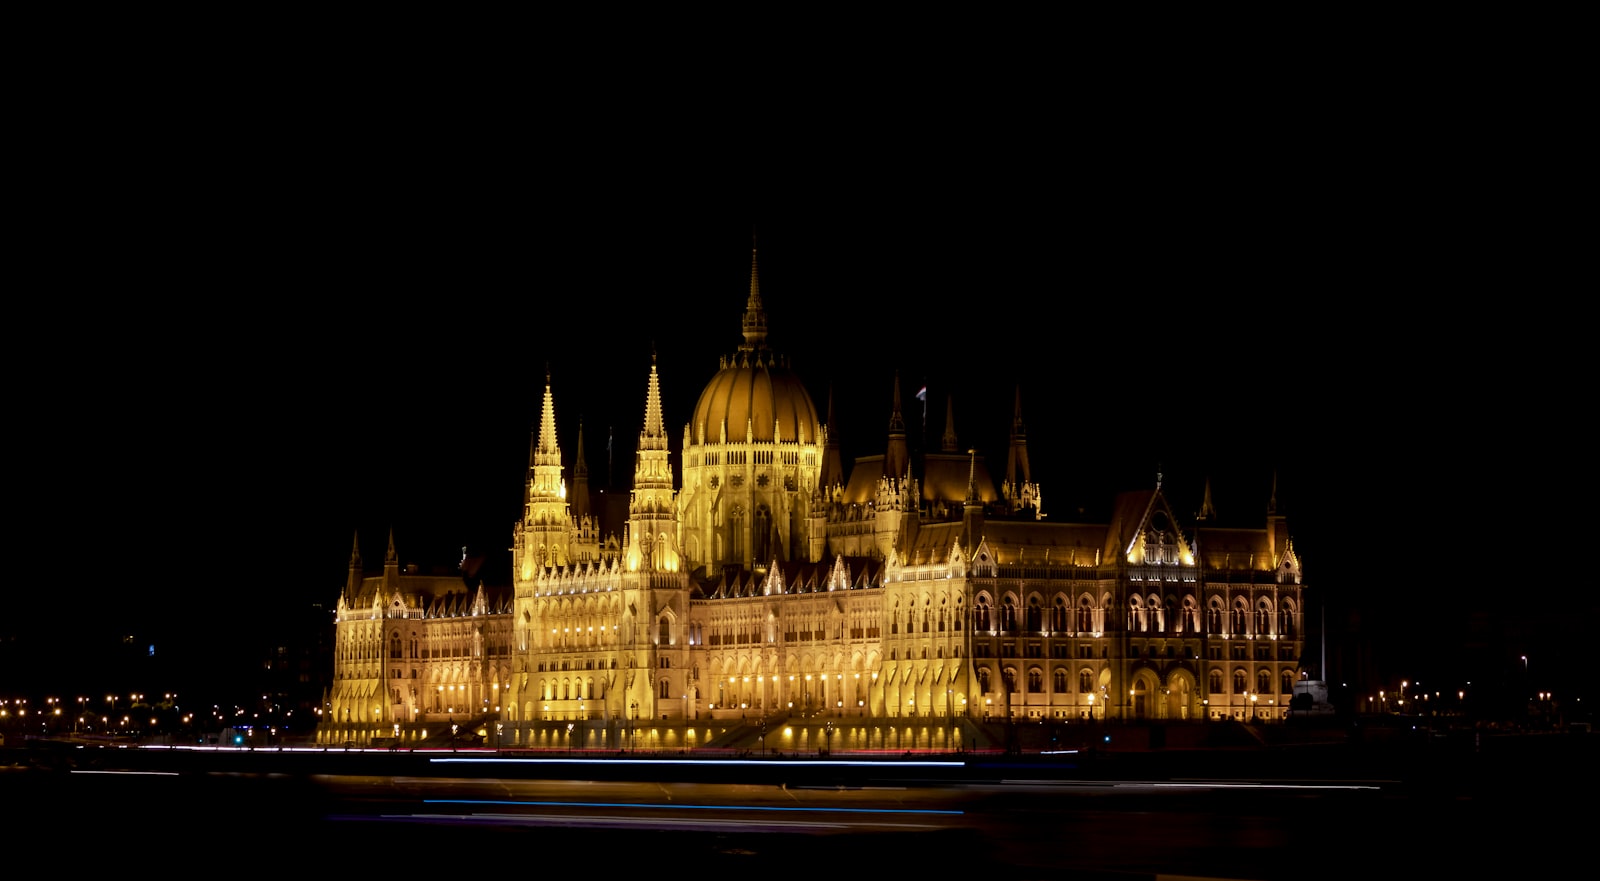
323 247 1306 747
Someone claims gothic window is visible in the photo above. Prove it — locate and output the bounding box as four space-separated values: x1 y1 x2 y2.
390 632 402 659
1002 667 1017 693
1054 669 1068 693
1000 597 1017 632
753 505 771 563
1207 599 1223 633
1026 598 1042 632
730 507 745 560
974 597 992 632
659 618 669 644
1078 597 1094 632
660 678 671 700
891 600 899 634
1052 598 1068 633
938 603 946 632
1257 669 1272 695
1281 670 1294 695
1231 600 1248 634
1027 668 1043 693
923 604 930 633
1079 670 1093 693
1233 670 1247 694
978 667 992 694
1209 670 1223 694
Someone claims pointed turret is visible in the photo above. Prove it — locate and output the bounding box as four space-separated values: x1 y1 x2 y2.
962 448 985 551
1198 476 1217 521
345 530 363 600
572 418 592 525
1003 385 1040 516
818 383 845 492
885 371 910 483
383 526 399 594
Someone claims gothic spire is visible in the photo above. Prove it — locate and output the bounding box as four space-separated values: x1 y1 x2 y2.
885 371 909 484
1005 385 1031 488
641 350 666 449
572 418 591 523
740 237 768 352
536 369 560 469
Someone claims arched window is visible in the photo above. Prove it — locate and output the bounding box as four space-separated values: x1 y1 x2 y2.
892 600 899 634
1002 667 1017 693
1257 669 1271 695
1026 598 1042 632
978 667 991 694
1051 598 1068 632
1078 597 1094 632
753 506 771 563
1079 670 1093 693
660 678 671 700
1209 670 1223 694
1027 668 1043 693
390 632 402 659
1000 597 1017 631
974 597 992 631
1232 670 1247 694
1054 669 1068 693
1281 670 1294 695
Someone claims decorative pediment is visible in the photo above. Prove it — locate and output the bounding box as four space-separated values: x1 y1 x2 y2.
946 540 966 576
1277 539 1302 584
1123 488 1196 568
971 537 998 577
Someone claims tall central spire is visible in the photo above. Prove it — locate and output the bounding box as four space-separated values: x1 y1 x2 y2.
740 236 768 352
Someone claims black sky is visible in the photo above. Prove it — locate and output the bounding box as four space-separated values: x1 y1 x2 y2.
6 83 1586 708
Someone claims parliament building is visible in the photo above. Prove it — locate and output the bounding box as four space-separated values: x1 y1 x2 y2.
320 248 1307 751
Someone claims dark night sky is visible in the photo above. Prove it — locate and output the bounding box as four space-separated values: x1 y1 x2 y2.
5 87 1586 710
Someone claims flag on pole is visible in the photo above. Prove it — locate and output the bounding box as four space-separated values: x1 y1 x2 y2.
915 385 927 402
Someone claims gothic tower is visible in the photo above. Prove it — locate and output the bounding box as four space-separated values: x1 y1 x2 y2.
513 371 573 580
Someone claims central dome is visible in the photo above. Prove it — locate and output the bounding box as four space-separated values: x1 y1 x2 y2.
692 352 821 446
689 244 821 447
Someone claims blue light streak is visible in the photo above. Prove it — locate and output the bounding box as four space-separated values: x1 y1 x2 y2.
423 798 962 815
